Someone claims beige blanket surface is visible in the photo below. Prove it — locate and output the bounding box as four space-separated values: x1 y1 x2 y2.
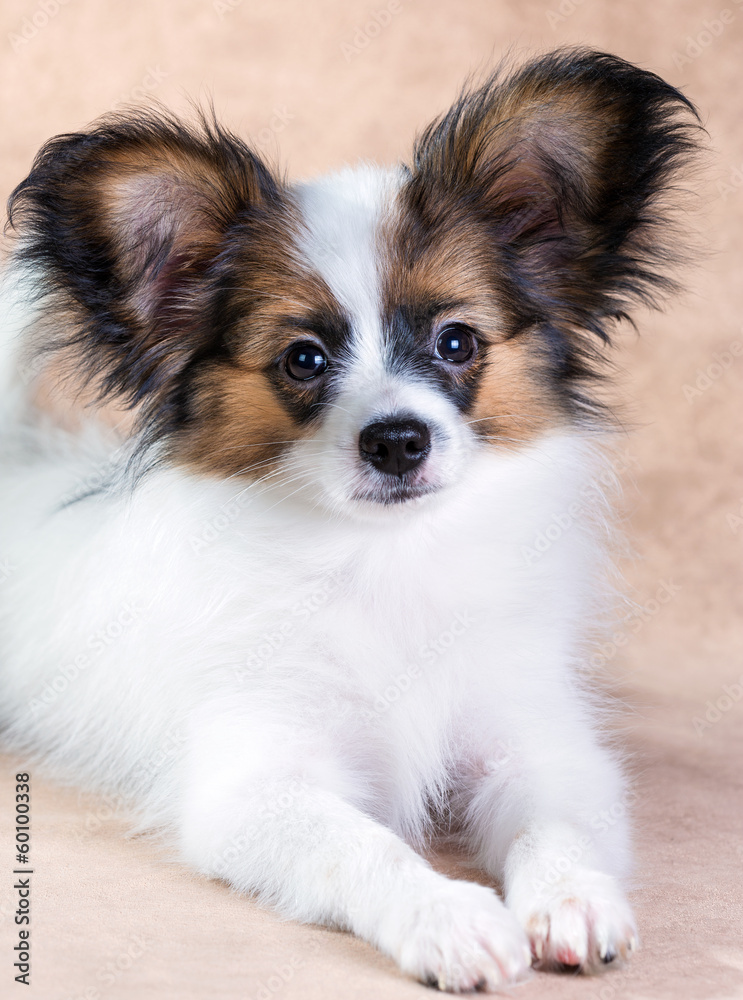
1 1 741 997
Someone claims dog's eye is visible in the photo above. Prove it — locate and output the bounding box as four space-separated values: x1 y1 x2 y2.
284 342 329 381
435 325 476 364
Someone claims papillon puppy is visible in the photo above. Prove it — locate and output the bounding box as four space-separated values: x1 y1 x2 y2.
0 49 698 992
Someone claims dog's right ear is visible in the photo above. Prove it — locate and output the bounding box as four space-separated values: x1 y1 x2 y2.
406 49 701 345
7 109 285 415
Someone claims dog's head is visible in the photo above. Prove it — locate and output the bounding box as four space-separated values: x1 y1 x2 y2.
8 49 699 515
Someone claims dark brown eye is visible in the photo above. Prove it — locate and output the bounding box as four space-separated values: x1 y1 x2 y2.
435 325 476 364
284 342 328 381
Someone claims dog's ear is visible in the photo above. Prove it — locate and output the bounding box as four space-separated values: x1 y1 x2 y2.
407 49 701 344
7 109 284 417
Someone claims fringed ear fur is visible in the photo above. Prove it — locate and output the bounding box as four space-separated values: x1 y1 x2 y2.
406 48 702 405
6 109 285 430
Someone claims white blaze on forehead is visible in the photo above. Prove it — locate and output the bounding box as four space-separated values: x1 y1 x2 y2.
292 165 403 372
286 167 472 509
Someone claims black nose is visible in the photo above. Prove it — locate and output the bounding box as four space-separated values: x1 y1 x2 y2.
359 419 431 477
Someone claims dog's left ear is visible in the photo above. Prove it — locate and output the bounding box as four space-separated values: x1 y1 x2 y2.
6 108 285 427
406 49 702 343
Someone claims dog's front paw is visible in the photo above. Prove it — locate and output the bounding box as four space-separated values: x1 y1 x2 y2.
508 868 637 972
390 877 532 992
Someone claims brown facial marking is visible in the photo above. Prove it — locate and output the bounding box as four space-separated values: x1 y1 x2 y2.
382 193 563 450
171 204 350 480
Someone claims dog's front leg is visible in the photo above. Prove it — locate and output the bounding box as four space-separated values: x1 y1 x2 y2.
175 721 531 992
501 816 638 971
461 703 638 971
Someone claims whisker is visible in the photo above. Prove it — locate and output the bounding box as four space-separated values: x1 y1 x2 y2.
308 400 354 417
256 475 319 515
204 440 306 455
202 288 295 303
229 473 308 509
477 436 533 446
463 414 545 426
223 457 287 482
474 437 562 469
223 444 330 482
226 449 335 505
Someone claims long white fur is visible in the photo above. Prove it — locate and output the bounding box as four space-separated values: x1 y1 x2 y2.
0 166 637 991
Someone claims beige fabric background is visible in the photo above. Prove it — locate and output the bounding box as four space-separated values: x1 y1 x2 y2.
0 1 742 998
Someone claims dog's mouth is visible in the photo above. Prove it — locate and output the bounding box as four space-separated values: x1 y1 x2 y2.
351 478 440 506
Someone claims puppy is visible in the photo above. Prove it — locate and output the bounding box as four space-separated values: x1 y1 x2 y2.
0 49 698 992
